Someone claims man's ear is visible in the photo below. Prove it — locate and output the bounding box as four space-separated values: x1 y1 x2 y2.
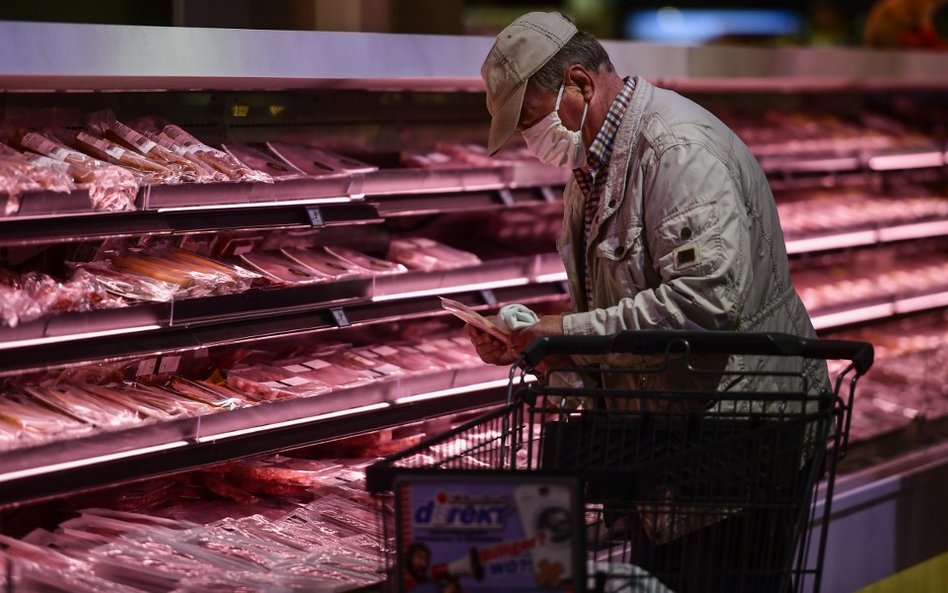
566 65 595 102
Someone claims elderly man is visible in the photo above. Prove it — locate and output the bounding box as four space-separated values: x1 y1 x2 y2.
467 11 828 399
465 11 831 593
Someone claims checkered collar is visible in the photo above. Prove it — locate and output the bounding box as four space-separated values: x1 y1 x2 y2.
577 76 636 178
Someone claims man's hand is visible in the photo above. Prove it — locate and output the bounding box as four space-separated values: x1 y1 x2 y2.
510 314 572 372
510 314 565 352
463 323 517 366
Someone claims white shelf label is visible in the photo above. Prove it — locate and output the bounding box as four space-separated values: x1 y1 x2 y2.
157 355 181 374
136 358 157 376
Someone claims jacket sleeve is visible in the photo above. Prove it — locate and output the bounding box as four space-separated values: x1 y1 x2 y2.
563 142 752 335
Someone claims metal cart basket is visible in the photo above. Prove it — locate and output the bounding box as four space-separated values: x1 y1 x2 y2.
366 330 874 593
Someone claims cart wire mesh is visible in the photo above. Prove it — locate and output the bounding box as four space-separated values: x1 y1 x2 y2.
366 330 873 593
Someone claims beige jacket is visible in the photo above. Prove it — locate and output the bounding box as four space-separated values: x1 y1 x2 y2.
557 78 830 405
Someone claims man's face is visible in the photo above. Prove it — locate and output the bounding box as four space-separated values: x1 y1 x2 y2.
518 77 586 135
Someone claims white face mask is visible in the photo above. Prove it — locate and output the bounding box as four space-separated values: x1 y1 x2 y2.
521 82 589 169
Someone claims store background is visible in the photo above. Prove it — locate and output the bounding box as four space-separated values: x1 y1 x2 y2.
1 1 946 593
1 0 945 44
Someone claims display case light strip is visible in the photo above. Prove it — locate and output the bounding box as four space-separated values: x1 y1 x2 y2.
534 271 568 283
868 151 944 171
0 440 189 483
784 230 878 255
894 290 948 315
194 402 390 443
0 324 162 351
394 378 513 404
811 303 894 330
371 278 531 302
155 195 354 213
878 219 948 243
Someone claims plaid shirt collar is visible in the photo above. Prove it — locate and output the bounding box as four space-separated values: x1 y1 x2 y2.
573 77 636 187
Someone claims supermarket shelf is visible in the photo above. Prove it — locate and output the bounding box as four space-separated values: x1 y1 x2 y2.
0 280 569 376
0 200 381 247
785 217 948 255
3 21 948 91
0 366 513 508
372 186 561 217
141 176 353 209
760 147 945 176
811 287 948 331
371 252 564 302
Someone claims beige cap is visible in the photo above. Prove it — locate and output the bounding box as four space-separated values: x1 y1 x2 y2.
480 12 578 155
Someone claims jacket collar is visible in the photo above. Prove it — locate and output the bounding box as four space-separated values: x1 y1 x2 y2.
585 76 652 247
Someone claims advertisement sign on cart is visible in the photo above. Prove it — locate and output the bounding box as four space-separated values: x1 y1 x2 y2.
395 474 584 593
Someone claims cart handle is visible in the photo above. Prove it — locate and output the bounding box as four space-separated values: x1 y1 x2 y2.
522 330 874 375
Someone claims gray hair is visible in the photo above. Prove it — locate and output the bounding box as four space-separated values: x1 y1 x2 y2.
529 19 614 93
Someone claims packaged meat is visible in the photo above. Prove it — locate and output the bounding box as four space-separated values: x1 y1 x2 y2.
3 267 129 323
226 365 332 398
232 455 344 488
164 248 262 286
75 383 177 421
164 377 251 411
91 539 207 589
410 340 478 367
238 251 325 285
279 247 365 281
434 142 499 167
0 144 74 214
399 149 458 169
16 130 138 211
357 344 443 373
266 141 378 175
21 383 140 428
71 261 180 302
0 394 91 439
125 383 218 416
109 248 247 298
388 236 481 271
322 246 407 275
161 125 272 183
221 143 307 180
320 349 405 378
0 270 58 327
170 573 299 593
307 494 383 539
65 129 174 182
0 535 148 593
288 356 375 389
87 110 210 182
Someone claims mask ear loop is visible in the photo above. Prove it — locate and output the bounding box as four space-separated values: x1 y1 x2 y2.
555 81 589 133
554 82 567 111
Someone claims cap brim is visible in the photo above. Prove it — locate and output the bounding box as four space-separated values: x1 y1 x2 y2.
486 80 527 156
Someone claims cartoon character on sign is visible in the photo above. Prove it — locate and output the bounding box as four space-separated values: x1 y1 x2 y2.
404 542 483 592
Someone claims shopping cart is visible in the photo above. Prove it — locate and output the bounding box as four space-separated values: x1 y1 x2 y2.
366 330 873 593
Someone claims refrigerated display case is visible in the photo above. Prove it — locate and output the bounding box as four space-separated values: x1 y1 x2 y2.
1 21 947 592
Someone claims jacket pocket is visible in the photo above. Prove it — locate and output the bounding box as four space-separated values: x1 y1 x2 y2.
595 224 651 293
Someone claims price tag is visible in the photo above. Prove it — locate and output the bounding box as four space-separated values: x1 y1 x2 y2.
283 364 311 373
370 345 399 356
480 289 498 306
136 358 157 376
280 376 312 387
157 355 181 374
306 206 325 227
330 307 350 327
